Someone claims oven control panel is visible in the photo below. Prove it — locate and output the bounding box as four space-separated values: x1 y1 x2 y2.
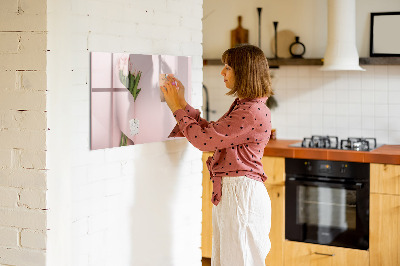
318 162 331 173
286 158 369 180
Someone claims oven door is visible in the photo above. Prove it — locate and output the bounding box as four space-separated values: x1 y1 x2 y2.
285 177 369 250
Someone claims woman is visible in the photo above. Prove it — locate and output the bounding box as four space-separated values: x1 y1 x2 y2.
161 44 273 266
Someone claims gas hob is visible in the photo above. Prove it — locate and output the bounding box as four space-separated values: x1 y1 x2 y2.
289 135 382 151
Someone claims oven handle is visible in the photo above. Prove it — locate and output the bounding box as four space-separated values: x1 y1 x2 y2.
286 177 364 189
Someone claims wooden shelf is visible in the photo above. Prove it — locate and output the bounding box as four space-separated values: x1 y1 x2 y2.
359 57 400 65
203 58 323 67
203 57 400 67
202 59 223 66
268 58 322 67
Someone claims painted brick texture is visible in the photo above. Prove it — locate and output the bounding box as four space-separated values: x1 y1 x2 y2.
0 227 19 247
2 0 203 265
21 229 47 250
0 0 48 265
46 0 203 266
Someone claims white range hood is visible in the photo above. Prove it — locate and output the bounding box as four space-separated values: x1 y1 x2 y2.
320 0 365 71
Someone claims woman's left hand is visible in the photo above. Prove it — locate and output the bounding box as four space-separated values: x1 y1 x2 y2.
161 76 184 113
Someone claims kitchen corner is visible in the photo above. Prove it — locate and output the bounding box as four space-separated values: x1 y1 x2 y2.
202 140 400 265
202 0 400 264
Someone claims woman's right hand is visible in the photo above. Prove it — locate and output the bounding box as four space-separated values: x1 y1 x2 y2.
168 76 187 108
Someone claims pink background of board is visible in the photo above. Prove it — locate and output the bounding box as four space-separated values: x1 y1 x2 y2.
90 52 192 150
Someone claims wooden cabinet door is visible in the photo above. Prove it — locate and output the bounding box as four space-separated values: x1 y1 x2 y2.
284 241 369 266
202 152 213 258
262 156 285 186
370 193 400 266
370 163 400 195
264 184 284 266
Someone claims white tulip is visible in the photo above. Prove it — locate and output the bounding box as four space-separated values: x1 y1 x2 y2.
129 119 140 136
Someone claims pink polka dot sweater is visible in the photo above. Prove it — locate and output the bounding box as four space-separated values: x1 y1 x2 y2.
169 97 271 206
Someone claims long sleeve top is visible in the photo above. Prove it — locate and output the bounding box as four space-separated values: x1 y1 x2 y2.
168 97 271 205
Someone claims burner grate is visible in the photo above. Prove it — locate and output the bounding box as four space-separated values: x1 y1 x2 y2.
296 136 378 151
340 137 377 151
301 135 339 149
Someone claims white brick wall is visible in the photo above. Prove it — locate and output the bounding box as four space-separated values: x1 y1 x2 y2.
0 227 19 247
0 0 48 265
2 0 203 265
47 1 203 266
0 247 46 266
21 229 47 250
0 187 19 208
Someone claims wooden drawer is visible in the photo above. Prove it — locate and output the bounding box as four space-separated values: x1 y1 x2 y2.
370 163 400 195
284 241 369 266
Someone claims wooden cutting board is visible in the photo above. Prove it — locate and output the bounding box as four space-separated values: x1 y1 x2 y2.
231 16 249 48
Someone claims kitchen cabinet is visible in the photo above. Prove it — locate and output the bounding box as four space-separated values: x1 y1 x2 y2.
264 184 284 266
201 154 286 266
261 156 285 266
202 152 213 258
370 193 400 266
202 156 400 265
261 156 285 186
284 241 369 266
260 141 400 266
370 163 400 266
370 163 400 195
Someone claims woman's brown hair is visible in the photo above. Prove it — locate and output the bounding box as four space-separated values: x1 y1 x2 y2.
221 44 273 99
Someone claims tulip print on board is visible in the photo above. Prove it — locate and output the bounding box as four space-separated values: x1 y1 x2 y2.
90 52 192 150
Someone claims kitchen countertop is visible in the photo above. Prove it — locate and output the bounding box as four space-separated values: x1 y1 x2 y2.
263 139 400 165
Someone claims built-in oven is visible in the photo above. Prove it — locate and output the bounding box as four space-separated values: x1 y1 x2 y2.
285 158 370 250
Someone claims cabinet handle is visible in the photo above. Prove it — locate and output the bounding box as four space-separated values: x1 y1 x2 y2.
314 252 335 257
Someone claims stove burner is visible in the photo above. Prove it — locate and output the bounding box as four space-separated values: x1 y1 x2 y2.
340 137 377 151
295 136 378 151
301 135 339 149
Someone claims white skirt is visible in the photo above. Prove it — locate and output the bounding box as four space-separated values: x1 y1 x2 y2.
212 176 271 266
